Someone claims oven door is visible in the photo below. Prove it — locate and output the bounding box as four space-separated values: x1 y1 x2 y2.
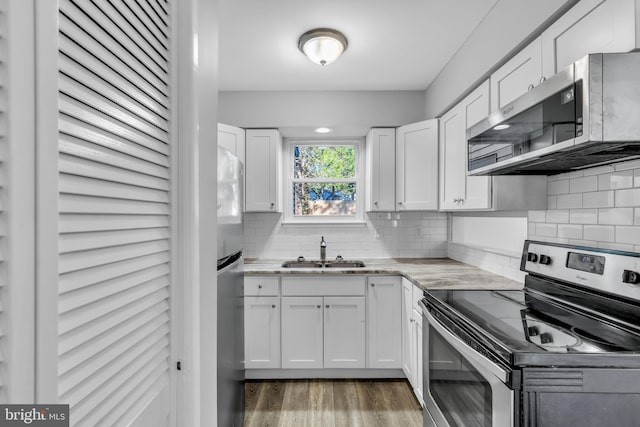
420 301 514 427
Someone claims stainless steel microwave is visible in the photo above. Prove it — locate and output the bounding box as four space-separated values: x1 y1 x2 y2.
467 52 640 176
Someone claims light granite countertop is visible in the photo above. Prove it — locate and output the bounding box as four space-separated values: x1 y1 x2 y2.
244 258 523 291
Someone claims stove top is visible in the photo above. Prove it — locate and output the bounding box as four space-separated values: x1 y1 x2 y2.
423 240 640 368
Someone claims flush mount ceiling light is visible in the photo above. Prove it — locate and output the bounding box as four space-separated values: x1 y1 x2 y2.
315 127 333 134
298 28 348 66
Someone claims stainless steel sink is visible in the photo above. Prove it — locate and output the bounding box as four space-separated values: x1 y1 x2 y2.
281 260 325 268
281 260 366 268
323 260 366 268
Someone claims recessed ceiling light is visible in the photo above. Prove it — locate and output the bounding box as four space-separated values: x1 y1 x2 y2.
315 127 333 134
298 28 348 66
493 124 511 130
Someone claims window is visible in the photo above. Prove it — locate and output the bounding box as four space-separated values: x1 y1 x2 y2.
284 139 365 223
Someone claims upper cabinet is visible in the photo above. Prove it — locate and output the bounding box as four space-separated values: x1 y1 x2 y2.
440 80 492 210
491 0 638 112
490 38 543 111
365 128 396 212
396 119 439 211
245 129 282 212
217 123 245 165
541 0 638 78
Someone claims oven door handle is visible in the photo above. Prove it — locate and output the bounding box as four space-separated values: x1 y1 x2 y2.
420 300 510 383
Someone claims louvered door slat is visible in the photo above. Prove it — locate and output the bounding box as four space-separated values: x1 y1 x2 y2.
58 309 169 375
60 174 169 202
59 228 170 253
59 137 170 179
59 252 171 293
55 0 172 423
59 154 170 192
59 56 169 132
60 0 168 88
59 76 169 141
58 35 168 111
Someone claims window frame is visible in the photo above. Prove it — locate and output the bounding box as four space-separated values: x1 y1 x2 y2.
283 138 365 224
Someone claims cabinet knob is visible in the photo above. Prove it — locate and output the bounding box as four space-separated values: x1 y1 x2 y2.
326 304 330 308
410 318 415 323
258 284 262 289
528 83 535 91
316 305 321 308
539 76 547 84
371 283 375 287
271 304 276 308
270 202 275 208
374 201 378 206
397 201 403 205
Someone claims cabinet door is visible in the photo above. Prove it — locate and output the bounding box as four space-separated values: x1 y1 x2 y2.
396 119 438 211
366 128 396 211
245 129 282 212
414 308 424 406
542 0 637 78
367 277 402 369
281 296 323 369
244 296 280 369
401 280 416 384
490 37 542 111
217 123 245 165
324 297 366 369
439 81 492 211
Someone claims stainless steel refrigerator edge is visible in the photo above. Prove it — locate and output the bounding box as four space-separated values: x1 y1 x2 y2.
217 146 244 427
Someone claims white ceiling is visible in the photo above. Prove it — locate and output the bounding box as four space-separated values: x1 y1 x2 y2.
219 0 499 91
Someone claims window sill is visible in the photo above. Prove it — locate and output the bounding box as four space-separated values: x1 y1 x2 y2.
281 221 367 227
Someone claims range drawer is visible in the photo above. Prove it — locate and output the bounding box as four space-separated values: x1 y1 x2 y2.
244 276 279 296
281 275 365 296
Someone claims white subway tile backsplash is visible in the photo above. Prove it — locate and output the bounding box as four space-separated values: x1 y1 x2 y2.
615 188 640 207
583 225 615 242
598 170 633 190
614 226 640 245
598 208 634 225
546 210 569 223
635 169 640 187
570 176 597 193
582 191 614 208
597 241 636 252
528 210 546 223
583 165 614 177
570 209 599 224
557 193 583 209
614 159 640 171
548 179 569 195
547 196 558 210
558 224 583 239
536 223 557 237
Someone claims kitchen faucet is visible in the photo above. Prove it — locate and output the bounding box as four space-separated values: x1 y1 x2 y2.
320 236 327 262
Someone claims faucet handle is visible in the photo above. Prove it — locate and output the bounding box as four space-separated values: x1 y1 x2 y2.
297 256 305 262
335 255 343 261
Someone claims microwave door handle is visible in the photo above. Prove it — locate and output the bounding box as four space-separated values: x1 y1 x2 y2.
422 305 510 383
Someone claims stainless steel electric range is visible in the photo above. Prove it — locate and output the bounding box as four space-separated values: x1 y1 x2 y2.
420 240 640 427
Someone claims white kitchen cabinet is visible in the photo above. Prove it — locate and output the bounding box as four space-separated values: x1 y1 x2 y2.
323 296 366 369
440 80 492 210
490 38 543 111
541 0 638 78
245 129 282 212
281 296 324 369
367 276 402 369
401 279 417 386
414 307 424 406
217 123 245 165
244 296 281 369
366 128 396 212
396 119 439 211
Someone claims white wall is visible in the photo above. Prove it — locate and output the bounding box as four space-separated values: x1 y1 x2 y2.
424 0 578 118
244 211 448 259
219 90 426 136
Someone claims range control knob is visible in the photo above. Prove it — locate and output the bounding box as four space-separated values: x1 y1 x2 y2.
540 332 553 344
527 326 540 337
622 270 640 285
539 255 552 265
527 253 538 263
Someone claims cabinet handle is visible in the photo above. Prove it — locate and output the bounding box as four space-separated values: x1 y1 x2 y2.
374 201 378 206
528 83 535 91
326 304 330 308
539 76 546 84
271 304 276 308
410 318 415 323
397 201 403 205
316 305 321 308
270 202 275 208
371 283 375 287
258 284 262 289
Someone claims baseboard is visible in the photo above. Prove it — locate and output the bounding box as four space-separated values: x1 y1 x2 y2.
245 368 405 380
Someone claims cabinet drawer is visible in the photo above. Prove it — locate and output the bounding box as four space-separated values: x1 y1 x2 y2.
245 276 279 296
281 276 365 296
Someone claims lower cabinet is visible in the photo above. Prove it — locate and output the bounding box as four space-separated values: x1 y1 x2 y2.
244 296 280 369
281 297 324 368
402 278 425 406
367 276 402 368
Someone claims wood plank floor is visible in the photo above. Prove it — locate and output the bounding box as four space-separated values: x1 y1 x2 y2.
244 379 423 427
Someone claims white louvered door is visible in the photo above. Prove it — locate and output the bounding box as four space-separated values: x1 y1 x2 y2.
37 0 175 425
